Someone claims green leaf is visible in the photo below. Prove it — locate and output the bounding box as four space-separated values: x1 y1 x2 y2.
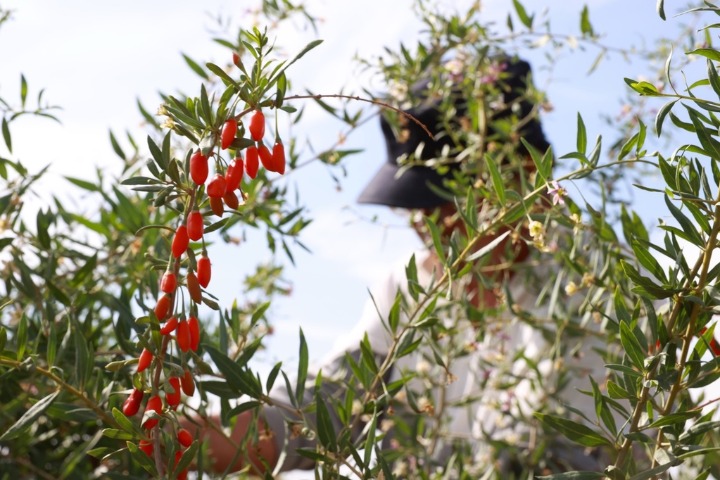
20 74 27 108
580 5 594 36
512 0 533 28
466 231 511 262
688 48 720 62
315 392 337 451
16 313 27 360
656 0 666 20
620 320 646 371
664 194 703 246
182 53 209 80
0 390 60 441
109 130 126 160
655 100 677 137
206 62 240 89
576 113 587 153
2 116 11 153
484 153 506 204
296 328 308 403
204 345 261 398
534 413 613 447
646 410 698 429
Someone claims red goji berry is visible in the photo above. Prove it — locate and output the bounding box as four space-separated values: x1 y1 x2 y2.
138 439 154 457
177 428 193 448
258 143 273 171
209 196 224 217
225 157 243 193
137 348 153 373
189 150 209 185
245 146 259 179
207 173 227 198
171 225 189 258
186 271 202 303
272 141 286 175
160 316 178 335
187 210 204 241
176 319 191 353
221 117 237 150
122 388 144 417
154 294 171 320
197 255 211 288
181 368 195 396
160 271 177 294
223 191 239 210
166 376 182 408
232 52 240 67
142 395 163 430
248 110 265 141
188 316 200 352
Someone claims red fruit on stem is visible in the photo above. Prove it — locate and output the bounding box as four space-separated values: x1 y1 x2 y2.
245 146 259 179
160 316 179 335
225 158 243 192
189 150 209 185
187 210 204 241
142 395 163 430
272 141 286 175
177 428 193 448
137 348 153 373
161 271 177 294
166 376 182 408
209 196 224 217
221 117 238 150
176 319 191 353
248 110 265 141
181 369 195 396
258 143 273 171
197 255 211 288
171 225 189 258
223 191 239 210
188 316 200 352
138 439 154 457
207 173 227 198
122 388 144 417
186 271 202 303
154 294 171 320
232 52 240 66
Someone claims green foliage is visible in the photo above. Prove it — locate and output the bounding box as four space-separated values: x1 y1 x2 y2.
5 1 720 479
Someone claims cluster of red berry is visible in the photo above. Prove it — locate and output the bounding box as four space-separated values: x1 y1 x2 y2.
118 99 286 475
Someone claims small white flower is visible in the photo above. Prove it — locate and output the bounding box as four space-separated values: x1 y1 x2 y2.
528 220 544 239
565 281 579 296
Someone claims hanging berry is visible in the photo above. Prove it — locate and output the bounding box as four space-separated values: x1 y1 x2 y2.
171 225 189 258
245 145 259 179
221 117 238 150
187 210 204 241
272 141 286 175
197 255 211 289
137 348 154 373
189 150 209 185
248 109 265 141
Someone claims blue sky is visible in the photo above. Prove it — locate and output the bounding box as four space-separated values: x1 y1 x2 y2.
0 0 684 375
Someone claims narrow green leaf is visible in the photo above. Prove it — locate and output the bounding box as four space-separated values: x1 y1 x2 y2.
576 113 587 153
204 345 261 398
16 313 28 360
656 0 666 19
20 74 27 108
512 0 533 28
655 100 677 137
466 231 511 262
296 328 308 403
484 153 506 204
688 48 720 62
646 410 697 429
537 472 606 479
620 320 646 371
0 391 60 441
315 392 337 451
664 194 703 246
182 53 209 80
534 413 613 447
109 130 126 160
580 5 593 36
2 117 11 153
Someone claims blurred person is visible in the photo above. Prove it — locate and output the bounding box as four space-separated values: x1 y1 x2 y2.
190 54 612 477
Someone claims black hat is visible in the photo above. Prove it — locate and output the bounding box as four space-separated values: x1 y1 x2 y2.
357 57 550 209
